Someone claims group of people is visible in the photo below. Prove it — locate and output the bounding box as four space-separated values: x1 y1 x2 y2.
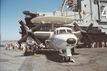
91 41 107 48
4 40 45 52
5 42 19 50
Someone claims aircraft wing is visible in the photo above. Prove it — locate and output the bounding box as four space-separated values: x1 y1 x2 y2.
34 31 53 38
31 16 73 24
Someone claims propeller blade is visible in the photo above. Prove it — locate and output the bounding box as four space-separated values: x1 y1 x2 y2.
30 24 42 31
28 32 41 45
18 34 28 44
73 22 86 32
86 23 93 32
19 20 29 33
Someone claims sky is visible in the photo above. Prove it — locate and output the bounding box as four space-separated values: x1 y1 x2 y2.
1 0 62 40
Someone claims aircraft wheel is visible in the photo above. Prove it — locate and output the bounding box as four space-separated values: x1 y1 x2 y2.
24 46 34 56
63 56 70 62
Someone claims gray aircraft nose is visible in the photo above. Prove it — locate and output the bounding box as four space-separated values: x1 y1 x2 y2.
66 38 76 44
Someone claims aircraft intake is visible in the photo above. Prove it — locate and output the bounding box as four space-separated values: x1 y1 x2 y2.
66 38 76 44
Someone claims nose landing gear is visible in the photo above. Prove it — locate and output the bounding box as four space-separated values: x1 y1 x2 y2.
63 56 75 62
62 48 75 62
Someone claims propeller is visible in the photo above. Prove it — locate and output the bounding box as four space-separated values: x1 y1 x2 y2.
73 22 94 47
18 20 29 44
18 20 41 46
73 22 93 33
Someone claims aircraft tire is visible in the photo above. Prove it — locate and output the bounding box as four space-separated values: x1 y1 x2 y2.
63 56 70 62
24 46 34 56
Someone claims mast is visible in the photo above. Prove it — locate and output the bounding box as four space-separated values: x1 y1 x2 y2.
89 0 93 21
60 0 67 16
77 0 82 21
97 0 101 22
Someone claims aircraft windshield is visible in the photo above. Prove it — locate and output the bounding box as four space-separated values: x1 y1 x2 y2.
58 29 72 34
55 28 72 35
67 29 72 33
59 29 66 34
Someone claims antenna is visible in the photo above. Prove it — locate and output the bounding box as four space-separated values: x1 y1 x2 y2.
60 0 67 16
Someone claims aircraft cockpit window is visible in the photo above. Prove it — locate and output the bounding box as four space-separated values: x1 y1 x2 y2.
54 30 58 35
67 29 72 33
59 29 66 34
